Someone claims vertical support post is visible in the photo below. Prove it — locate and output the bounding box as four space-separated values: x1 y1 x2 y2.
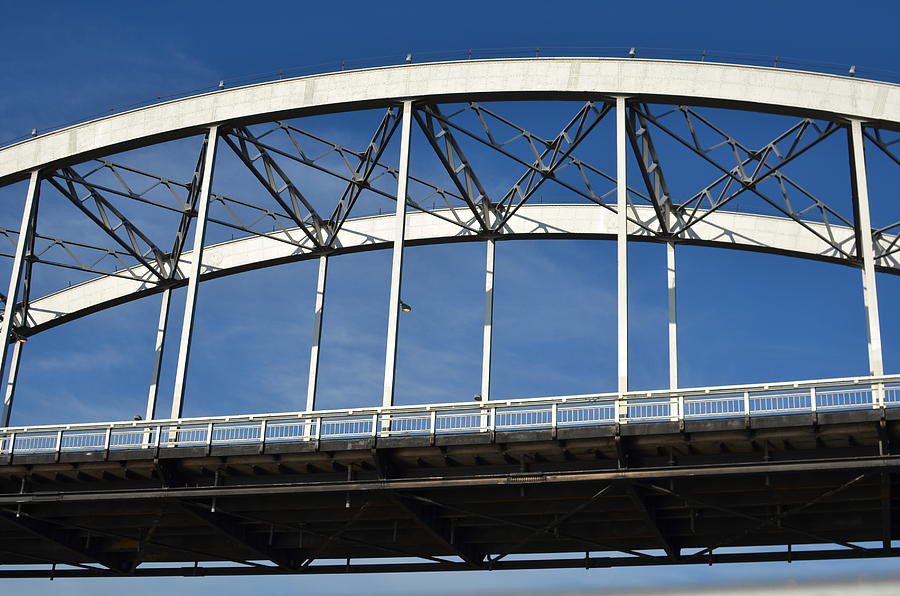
146 288 171 420
849 120 884 380
306 256 328 413
382 100 413 409
615 97 629 395
481 238 495 402
3 342 24 426
171 127 219 419
667 243 678 389
667 242 679 420
0 171 40 428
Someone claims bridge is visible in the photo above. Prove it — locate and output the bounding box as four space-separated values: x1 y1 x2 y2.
0 56 898 577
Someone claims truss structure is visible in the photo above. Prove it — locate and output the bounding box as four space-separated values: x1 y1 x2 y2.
0 56 897 575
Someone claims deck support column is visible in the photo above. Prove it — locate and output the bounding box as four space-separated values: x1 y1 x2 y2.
616 97 629 396
668 242 680 419
481 238 495 402
849 121 884 383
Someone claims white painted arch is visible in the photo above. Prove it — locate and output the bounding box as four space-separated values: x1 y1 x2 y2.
21 203 897 334
1 57 898 185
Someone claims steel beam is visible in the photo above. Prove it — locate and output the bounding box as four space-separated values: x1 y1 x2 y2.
481 239 495 401
393 495 483 566
623 482 679 558
490 484 613 564
406 494 648 559
177 503 297 569
306 256 328 412
171 128 218 419
5 547 900 577
849 120 884 378
145 288 171 420
6 455 899 505
300 502 370 568
382 100 413 409
0 510 124 572
0 171 39 427
616 97 629 394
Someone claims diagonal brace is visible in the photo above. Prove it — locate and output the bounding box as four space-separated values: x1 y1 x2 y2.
178 502 298 569
392 494 484 566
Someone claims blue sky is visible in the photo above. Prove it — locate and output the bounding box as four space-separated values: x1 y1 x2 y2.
1 0 899 593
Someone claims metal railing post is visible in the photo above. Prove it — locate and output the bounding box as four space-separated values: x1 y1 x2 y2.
430 410 438 437
55 430 63 455
259 419 267 446
371 414 379 438
743 392 751 417
810 387 817 413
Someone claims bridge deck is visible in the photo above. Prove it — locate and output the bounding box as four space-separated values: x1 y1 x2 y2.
1 407 899 577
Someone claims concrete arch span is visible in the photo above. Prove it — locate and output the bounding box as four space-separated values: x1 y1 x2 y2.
1 57 899 185
21 203 894 334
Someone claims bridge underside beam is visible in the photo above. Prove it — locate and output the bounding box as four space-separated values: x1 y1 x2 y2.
0 546 898 578
0 410 898 576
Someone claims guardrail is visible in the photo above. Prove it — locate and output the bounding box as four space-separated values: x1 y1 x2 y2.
1 374 899 457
